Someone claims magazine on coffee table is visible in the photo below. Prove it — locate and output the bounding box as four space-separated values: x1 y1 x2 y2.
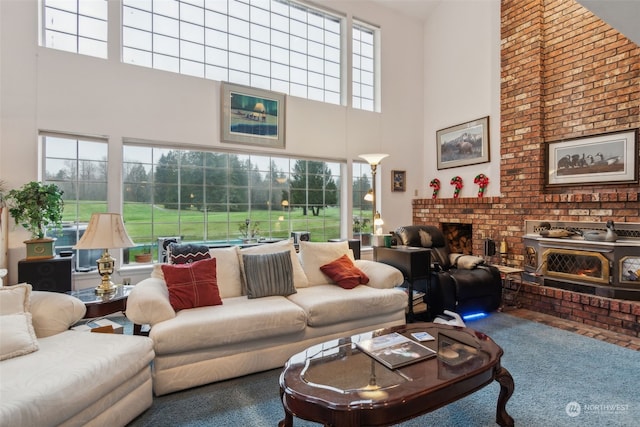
356 332 437 369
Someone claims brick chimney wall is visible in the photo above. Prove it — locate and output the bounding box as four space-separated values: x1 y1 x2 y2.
413 0 640 336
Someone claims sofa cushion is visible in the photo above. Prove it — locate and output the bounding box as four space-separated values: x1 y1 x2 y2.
298 241 354 286
168 242 211 264
30 291 86 337
239 239 308 289
162 257 223 311
150 296 308 354
242 251 296 298
0 284 38 360
320 254 369 289
0 330 154 427
287 285 407 327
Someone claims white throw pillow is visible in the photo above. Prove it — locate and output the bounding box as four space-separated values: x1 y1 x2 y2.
0 282 31 314
239 239 309 290
298 241 354 286
208 246 243 298
0 283 38 360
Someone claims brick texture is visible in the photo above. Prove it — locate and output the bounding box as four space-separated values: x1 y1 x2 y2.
413 0 640 336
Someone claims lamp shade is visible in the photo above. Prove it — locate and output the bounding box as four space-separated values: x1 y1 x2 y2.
73 213 135 250
358 153 389 165
364 189 374 201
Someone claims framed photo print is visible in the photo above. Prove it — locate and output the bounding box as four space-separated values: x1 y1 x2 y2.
392 170 406 192
436 116 490 170
546 129 638 186
221 82 286 148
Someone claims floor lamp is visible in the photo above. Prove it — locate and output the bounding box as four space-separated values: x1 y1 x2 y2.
358 153 389 233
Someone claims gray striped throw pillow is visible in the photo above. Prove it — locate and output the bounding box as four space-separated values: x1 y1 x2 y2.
242 250 296 299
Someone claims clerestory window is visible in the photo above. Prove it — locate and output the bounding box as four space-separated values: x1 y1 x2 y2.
352 21 377 111
41 0 108 58
121 0 342 105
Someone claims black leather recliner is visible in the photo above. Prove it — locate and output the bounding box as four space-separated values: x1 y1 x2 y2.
394 225 502 317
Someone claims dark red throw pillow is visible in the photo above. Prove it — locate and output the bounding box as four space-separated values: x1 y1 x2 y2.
320 254 370 289
161 257 222 311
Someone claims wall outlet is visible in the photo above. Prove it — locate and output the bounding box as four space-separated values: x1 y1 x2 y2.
122 277 131 286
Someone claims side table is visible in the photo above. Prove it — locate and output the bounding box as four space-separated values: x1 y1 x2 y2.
492 265 525 310
373 246 431 322
69 285 133 319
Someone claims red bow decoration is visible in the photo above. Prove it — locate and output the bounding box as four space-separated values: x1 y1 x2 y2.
450 176 463 198
429 178 441 199
474 174 489 197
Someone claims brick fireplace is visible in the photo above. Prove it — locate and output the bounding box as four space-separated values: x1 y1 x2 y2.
411 0 640 337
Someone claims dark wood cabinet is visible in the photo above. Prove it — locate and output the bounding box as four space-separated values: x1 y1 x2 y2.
18 256 73 292
373 246 431 322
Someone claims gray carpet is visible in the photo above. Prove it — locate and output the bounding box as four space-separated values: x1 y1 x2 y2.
127 312 639 426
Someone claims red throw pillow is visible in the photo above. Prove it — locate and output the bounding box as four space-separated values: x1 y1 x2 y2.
161 257 222 311
320 254 370 289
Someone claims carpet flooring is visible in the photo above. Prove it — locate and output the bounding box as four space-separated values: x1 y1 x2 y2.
127 312 639 427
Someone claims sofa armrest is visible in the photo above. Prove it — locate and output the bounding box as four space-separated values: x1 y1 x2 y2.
30 291 86 338
125 278 176 326
354 260 405 289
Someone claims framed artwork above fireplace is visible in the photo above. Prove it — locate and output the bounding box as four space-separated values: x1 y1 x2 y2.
436 116 490 170
546 129 638 186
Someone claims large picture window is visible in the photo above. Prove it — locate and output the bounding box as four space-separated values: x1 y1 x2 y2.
122 144 342 260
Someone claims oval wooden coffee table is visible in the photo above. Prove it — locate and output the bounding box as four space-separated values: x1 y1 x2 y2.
279 323 514 427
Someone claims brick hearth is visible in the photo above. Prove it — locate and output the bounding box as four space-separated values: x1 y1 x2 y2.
412 0 640 338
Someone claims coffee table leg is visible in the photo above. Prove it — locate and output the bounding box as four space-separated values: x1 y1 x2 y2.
279 388 293 427
495 366 514 427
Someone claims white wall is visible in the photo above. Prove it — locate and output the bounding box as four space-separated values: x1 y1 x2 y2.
0 0 425 285
423 0 501 199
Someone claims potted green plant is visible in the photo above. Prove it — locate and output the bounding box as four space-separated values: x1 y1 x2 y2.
239 219 260 243
6 181 64 259
353 216 372 246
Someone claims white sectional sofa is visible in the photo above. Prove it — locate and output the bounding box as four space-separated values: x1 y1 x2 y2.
126 239 407 396
0 284 155 427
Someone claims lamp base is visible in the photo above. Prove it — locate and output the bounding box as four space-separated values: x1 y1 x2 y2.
95 281 117 294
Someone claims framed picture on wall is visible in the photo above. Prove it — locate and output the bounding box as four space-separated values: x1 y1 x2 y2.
436 116 490 169
392 170 406 192
221 82 286 148
546 129 638 186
